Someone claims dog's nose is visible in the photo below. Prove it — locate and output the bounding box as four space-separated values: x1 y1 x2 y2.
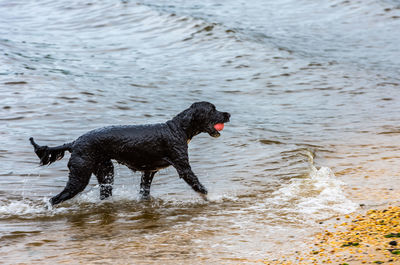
224 112 231 121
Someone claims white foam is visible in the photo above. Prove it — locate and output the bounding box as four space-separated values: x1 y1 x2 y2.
267 165 358 222
0 183 241 219
0 197 69 218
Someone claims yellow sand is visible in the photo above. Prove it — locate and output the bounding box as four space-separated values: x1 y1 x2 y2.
263 206 400 265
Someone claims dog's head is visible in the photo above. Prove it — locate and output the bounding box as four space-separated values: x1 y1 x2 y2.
173 101 231 139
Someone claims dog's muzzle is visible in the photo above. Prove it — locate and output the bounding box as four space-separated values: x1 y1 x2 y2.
208 112 230 138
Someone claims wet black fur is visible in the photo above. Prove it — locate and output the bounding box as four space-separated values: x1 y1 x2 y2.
30 102 230 205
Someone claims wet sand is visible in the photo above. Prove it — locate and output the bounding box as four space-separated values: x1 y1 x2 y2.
264 203 400 265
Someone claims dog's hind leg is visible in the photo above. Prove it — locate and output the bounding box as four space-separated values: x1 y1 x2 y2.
139 171 156 200
94 160 114 200
50 155 92 205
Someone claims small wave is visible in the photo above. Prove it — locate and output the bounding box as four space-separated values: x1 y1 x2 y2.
259 139 284 145
267 165 358 222
4 81 28 85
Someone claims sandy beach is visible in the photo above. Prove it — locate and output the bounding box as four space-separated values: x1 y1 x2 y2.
264 204 400 265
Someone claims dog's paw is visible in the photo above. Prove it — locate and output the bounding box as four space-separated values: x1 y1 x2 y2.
139 194 153 201
198 192 208 201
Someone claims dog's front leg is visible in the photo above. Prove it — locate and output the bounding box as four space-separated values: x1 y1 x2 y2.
168 157 208 200
180 167 208 200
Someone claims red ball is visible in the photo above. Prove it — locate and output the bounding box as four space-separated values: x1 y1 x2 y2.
214 123 224 131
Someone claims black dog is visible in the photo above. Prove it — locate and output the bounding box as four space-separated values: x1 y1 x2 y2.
30 102 230 205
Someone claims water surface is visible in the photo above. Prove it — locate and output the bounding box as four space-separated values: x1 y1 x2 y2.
1 0 400 263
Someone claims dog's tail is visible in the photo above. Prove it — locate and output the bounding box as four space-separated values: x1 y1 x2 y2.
29 137 73 166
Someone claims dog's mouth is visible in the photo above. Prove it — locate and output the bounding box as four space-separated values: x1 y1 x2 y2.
208 124 223 138
207 117 230 138
206 111 230 138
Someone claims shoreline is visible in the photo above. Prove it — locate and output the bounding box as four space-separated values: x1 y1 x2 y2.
263 204 400 265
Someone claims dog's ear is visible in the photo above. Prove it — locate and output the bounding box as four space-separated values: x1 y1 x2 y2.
180 104 208 130
172 102 210 131
181 107 196 124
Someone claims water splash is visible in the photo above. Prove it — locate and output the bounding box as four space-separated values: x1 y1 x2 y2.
266 152 358 222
